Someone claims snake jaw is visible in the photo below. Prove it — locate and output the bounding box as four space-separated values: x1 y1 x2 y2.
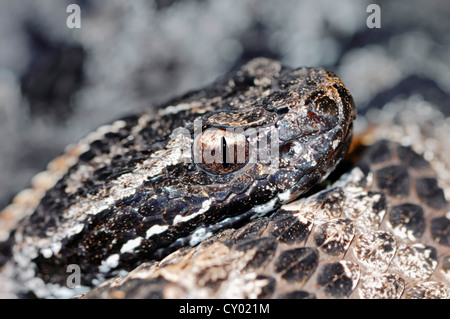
267 67 355 201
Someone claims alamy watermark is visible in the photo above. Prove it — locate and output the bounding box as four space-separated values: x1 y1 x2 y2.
66 3 381 30
66 264 81 288
191 119 280 169
66 4 81 29
367 4 381 29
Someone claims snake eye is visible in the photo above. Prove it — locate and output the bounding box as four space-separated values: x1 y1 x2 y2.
194 128 249 175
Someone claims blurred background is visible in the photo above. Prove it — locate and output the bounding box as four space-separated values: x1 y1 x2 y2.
0 0 449 210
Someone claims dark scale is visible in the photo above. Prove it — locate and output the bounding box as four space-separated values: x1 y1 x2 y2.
316 261 360 298
313 218 355 256
375 165 410 197
279 290 316 299
389 203 426 239
396 144 430 169
431 217 450 246
364 140 392 164
232 218 271 242
415 177 447 209
234 237 278 271
268 209 313 244
274 247 319 283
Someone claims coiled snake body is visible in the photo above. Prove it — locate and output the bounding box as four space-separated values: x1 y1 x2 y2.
0 58 449 299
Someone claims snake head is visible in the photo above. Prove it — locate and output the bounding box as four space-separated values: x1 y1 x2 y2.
195 60 356 203
10 58 356 296
269 66 356 202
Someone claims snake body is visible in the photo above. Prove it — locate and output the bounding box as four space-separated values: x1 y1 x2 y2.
84 139 449 299
1 58 449 299
0 58 356 297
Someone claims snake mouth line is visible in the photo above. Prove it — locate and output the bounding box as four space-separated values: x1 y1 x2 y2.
280 122 354 204
163 124 354 256
193 123 355 248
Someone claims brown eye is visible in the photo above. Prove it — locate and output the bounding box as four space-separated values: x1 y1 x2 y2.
193 128 249 175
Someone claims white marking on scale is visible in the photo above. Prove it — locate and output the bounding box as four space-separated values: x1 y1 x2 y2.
319 169 332 183
30 128 193 257
99 254 120 273
145 224 169 239
40 242 62 258
172 199 212 225
251 197 278 219
332 139 340 150
189 227 213 246
139 128 193 177
280 199 304 211
278 189 292 203
40 248 53 259
158 102 203 116
120 237 142 254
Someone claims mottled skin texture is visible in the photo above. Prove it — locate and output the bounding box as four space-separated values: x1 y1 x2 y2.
2 58 450 299
3 58 355 297
82 141 450 299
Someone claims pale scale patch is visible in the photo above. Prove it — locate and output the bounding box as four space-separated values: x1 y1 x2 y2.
342 192 386 231
138 127 192 177
63 119 129 194
393 244 438 281
146 225 169 239
341 261 361 291
351 231 397 273
40 241 62 258
218 271 266 299
189 227 213 247
158 102 203 116
281 196 305 211
278 189 292 203
251 197 278 219
99 254 120 273
120 237 143 254
358 273 405 299
173 199 212 226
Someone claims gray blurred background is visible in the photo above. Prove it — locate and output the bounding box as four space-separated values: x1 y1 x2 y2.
0 0 449 210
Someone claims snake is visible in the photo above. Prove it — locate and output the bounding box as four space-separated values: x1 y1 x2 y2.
0 58 449 299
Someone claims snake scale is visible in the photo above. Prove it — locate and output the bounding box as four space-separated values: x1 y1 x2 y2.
0 58 449 299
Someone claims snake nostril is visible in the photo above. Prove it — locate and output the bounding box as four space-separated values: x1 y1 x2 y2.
297 88 340 135
279 140 302 163
275 105 289 115
279 141 293 159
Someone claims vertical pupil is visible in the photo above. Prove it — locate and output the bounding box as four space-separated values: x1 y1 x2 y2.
222 136 229 168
